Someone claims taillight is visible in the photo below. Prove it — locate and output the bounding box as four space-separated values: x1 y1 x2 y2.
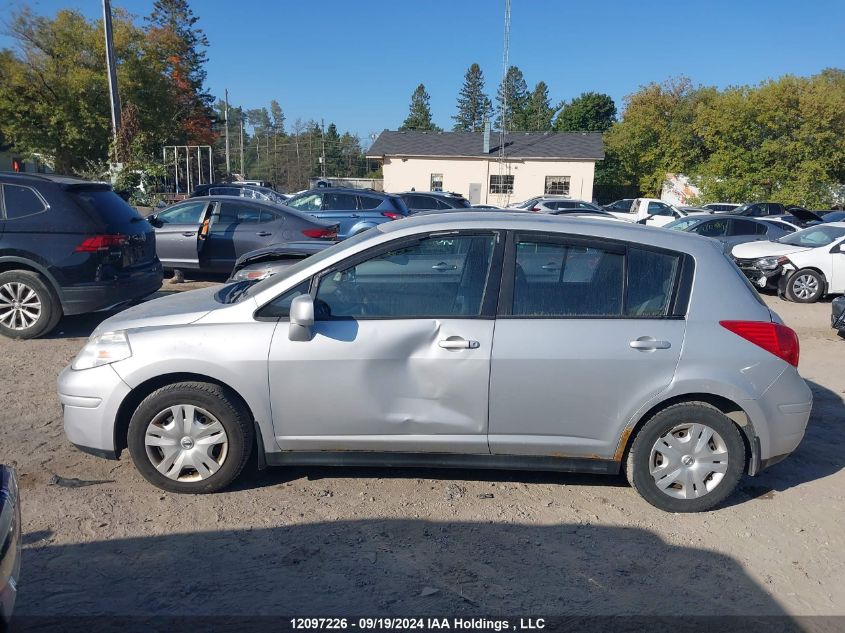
531 206 541 212
301 227 337 239
381 211 401 220
719 320 799 367
75 234 127 252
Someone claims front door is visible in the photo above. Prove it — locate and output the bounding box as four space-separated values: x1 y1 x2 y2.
153 200 208 269
488 233 686 459
266 231 502 453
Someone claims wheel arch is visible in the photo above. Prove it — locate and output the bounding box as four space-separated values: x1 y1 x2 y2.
0 256 63 302
614 393 758 474
113 372 259 456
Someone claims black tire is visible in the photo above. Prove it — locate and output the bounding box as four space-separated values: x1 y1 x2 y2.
0 270 62 339
785 268 825 303
625 402 746 513
127 381 254 493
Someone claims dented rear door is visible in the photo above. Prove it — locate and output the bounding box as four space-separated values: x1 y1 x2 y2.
267 231 502 454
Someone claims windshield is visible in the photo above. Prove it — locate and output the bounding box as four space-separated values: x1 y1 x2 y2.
777 225 845 248
226 228 380 303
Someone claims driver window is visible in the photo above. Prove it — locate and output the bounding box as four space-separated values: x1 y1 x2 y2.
314 235 495 319
157 201 206 224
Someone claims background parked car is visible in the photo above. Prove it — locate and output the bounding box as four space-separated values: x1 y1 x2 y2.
603 198 635 213
607 198 703 227
506 195 569 210
823 211 845 223
148 196 337 274
0 465 21 627
400 191 471 213
284 188 409 238
701 202 740 213
0 173 162 339
731 222 845 301
530 199 609 214
191 183 289 205
664 215 797 253
228 241 336 282
832 295 845 333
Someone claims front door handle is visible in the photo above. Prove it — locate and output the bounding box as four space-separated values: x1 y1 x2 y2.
432 262 457 271
256 231 272 237
541 263 560 271
181 231 196 237
439 338 480 350
630 337 671 350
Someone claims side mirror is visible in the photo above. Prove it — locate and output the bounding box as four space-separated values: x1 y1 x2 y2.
288 294 315 341
147 214 163 228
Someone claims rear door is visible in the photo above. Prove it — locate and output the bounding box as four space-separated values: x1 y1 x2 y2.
489 233 687 459
152 200 208 269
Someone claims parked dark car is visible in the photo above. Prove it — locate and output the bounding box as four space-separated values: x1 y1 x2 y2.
147 196 337 274
228 241 336 282
823 211 845 223
0 173 162 339
400 191 471 213
664 214 797 253
284 188 409 239
832 296 845 333
0 465 21 627
190 183 289 205
603 198 635 213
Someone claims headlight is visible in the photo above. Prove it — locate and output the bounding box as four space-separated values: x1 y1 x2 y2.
231 268 274 282
756 256 787 270
72 331 132 370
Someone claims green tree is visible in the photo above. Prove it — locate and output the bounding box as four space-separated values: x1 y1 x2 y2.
524 81 554 131
400 84 440 131
495 66 529 130
452 63 493 132
146 0 214 144
554 92 617 132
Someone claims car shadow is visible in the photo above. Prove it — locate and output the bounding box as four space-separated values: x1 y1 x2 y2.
13 520 793 626
734 379 845 503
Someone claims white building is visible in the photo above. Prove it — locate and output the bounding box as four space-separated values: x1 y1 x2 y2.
366 130 604 205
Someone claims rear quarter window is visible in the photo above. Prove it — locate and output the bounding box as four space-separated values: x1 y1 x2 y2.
2 184 48 219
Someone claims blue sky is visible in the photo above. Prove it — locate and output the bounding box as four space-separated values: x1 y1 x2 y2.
4 0 844 145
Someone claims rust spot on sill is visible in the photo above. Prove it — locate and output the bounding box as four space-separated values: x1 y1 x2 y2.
547 452 604 461
613 426 635 462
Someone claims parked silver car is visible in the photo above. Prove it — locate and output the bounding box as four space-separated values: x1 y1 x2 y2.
58 213 812 512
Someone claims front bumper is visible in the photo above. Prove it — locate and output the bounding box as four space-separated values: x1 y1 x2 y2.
58 363 132 458
734 259 783 290
0 466 21 624
60 261 163 316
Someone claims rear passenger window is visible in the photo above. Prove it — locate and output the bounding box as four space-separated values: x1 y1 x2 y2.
730 219 763 236
358 196 382 210
323 193 358 210
625 248 680 317
512 240 681 318
3 184 47 219
513 241 624 317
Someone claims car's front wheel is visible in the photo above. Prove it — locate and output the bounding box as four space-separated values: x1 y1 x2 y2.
127 381 254 493
625 402 745 512
785 269 825 303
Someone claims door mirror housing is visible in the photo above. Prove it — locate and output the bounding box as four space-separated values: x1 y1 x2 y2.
288 294 315 341
147 214 163 228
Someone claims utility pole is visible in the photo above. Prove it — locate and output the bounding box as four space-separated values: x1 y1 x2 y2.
320 119 327 179
224 89 231 176
102 0 122 160
239 119 245 177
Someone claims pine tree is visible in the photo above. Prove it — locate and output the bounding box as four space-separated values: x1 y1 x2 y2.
495 66 529 131
400 84 441 131
146 0 214 144
524 81 555 131
452 63 493 132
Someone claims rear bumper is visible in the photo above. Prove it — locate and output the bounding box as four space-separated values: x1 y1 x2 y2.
60 261 163 316
0 467 21 624
58 364 131 457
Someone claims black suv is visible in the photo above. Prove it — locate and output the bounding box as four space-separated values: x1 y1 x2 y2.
0 173 162 339
400 191 471 213
285 188 409 239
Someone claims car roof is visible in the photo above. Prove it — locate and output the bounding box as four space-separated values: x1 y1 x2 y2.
400 190 466 197
298 187 387 196
0 171 105 187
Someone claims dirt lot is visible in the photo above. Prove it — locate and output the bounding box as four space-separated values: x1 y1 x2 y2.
1 277 843 619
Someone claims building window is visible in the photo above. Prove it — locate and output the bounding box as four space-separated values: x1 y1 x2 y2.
545 176 570 195
490 174 514 194
430 173 443 191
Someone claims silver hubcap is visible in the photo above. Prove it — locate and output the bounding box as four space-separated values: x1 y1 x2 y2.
649 423 729 500
0 282 42 330
792 274 818 300
144 405 228 482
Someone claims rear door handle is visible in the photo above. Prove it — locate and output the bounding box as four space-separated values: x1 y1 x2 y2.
432 262 457 271
630 337 671 350
439 338 479 350
540 263 560 271
256 231 272 237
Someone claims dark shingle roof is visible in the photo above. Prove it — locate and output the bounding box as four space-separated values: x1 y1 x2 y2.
367 130 604 160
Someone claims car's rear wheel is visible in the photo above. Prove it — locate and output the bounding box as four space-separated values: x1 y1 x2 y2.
785 269 824 303
127 382 254 493
0 270 62 339
625 402 745 512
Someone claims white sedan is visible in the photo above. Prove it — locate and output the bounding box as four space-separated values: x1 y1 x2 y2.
731 222 845 302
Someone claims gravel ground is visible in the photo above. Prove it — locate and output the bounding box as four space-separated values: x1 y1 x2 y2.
1 277 843 619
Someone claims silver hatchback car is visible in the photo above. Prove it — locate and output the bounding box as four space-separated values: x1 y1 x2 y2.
58 213 812 512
